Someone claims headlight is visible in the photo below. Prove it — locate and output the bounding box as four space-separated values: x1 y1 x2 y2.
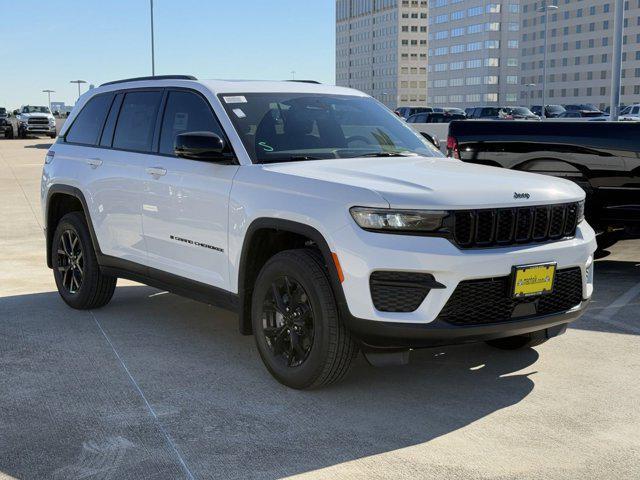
577 200 585 223
350 207 447 232
49 118 56 125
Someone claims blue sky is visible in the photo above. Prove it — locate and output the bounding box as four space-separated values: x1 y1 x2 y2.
0 0 336 109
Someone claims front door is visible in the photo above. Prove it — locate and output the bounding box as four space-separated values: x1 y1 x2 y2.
141 89 238 290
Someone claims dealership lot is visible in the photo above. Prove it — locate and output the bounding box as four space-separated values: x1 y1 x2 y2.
1 138 639 479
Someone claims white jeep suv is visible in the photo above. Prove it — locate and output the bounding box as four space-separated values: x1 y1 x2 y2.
42 75 596 389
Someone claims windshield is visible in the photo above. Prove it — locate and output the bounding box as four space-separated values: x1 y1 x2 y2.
23 106 51 114
547 105 565 113
0 108 6 116
220 93 442 163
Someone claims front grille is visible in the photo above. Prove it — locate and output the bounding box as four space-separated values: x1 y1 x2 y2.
28 117 49 125
437 267 583 326
370 271 436 312
451 203 579 248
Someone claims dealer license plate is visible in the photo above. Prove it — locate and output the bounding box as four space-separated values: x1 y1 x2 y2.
512 263 556 298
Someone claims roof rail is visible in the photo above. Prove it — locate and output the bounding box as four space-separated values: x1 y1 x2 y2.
285 80 321 84
100 75 197 87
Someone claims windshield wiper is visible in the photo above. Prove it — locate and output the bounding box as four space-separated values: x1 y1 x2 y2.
260 155 324 164
358 151 417 158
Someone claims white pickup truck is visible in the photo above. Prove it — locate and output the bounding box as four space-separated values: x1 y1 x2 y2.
15 105 57 138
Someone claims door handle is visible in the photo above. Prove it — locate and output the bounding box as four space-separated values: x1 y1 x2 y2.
87 158 102 168
146 166 167 177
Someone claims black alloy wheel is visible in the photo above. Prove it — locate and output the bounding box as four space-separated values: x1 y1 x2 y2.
261 275 315 368
56 229 84 294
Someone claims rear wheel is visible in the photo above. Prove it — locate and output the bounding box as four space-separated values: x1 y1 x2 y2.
52 212 116 309
252 249 358 389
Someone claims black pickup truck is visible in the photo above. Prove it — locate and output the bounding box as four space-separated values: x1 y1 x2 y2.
447 121 640 247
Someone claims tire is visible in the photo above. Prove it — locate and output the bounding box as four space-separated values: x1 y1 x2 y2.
17 127 25 139
486 330 549 350
251 249 358 389
52 212 116 309
49 133 57 139
4 127 13 139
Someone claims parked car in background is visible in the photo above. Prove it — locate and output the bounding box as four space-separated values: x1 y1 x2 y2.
531 105 566 118
15 105 57 138
406 111 465 124
395 106 437 120
466 106 509 120
447 120 640 248
563 104 602 113
556 110 606 120
619 104 640 121
444 107 466 117
503 107 540 121
0 107 15 138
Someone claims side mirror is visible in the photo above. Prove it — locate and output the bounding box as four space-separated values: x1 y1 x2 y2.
421 132 441 150
174 131 233 162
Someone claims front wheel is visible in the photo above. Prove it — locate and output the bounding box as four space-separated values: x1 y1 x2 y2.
252 249 358 389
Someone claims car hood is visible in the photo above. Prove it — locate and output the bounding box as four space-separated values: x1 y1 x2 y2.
261 156 585 209
19 112 53 119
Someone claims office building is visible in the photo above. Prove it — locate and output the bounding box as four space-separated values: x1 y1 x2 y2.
520 0 640 110
426 1 523 107
336 0 429 109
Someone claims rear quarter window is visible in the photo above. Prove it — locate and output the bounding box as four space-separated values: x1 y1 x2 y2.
65 94 114 145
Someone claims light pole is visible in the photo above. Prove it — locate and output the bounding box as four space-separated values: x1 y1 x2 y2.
291 70 296 80
610 0 624 121
42 89 55 112
70 80 87 100
525 84 536 108
537 3 558 119
150 0 155 76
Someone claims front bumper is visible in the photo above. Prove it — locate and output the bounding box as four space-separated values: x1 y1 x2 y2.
332 221 596 324
21 124 56 133
346 300 589 349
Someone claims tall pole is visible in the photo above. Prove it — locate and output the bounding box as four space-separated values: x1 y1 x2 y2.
42 89 55 112
150 0 155 76
291 70 296 80
70 80 87 101
539 4 558 119
610 0 624 121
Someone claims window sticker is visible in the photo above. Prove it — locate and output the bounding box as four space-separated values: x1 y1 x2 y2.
173 112 188 131
223 95 247 104
232 108 246 119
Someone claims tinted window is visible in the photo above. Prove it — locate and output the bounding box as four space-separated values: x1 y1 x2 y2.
99 93 124 147
65 94 113 145
113 91 162 152
159 91 224 155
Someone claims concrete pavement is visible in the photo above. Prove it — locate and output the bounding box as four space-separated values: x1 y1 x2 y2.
1 137 639 480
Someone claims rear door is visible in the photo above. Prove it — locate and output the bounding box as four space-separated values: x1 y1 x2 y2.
87 89 163 264
60 92 148 265
141 89 238 290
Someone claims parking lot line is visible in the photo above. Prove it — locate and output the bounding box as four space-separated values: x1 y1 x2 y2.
89 311 196 480
592 281 640 334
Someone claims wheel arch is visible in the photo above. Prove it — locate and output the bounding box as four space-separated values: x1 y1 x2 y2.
237 218 347 335
45 185 102 268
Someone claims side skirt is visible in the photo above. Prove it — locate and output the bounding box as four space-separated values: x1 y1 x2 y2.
98 255 239 313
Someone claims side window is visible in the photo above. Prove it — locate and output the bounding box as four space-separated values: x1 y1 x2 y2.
159 90 226 155
632 107 640 114
112 91 162 152
65 94 113 145
99 93 124 147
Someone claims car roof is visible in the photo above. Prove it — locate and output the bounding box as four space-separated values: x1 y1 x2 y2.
90 78 367 98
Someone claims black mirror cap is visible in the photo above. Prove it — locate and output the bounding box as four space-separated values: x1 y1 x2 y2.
420 132 441 150
174 131 233 162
